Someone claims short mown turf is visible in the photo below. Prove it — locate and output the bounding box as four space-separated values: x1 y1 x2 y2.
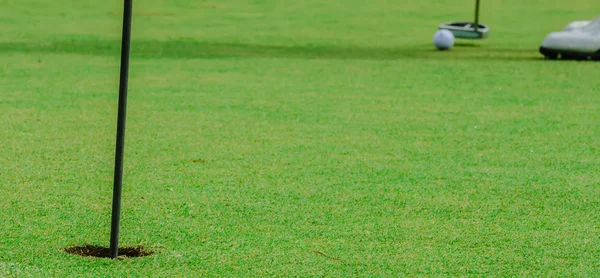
1 0 600 276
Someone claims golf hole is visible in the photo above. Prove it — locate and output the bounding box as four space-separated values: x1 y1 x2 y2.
64 244 153 259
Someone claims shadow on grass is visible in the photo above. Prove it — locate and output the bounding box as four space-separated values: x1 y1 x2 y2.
0 38 544 61
454 42 482 48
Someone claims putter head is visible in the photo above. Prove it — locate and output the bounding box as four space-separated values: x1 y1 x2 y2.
439 22 489 39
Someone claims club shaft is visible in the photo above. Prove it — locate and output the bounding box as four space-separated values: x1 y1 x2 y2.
109 0 133 259
474 0 480 32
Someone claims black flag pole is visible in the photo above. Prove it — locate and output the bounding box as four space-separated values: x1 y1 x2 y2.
109 0 133 259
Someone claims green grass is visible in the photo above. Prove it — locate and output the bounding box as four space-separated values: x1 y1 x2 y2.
2 0 600 276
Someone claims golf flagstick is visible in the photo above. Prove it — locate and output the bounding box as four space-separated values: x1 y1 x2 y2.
109 0 133 259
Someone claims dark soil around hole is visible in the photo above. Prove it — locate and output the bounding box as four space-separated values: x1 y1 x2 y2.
64 244 153 258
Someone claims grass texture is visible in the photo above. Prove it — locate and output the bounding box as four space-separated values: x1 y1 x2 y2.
1 0 600 276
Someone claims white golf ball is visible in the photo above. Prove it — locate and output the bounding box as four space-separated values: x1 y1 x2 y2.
433 29 455 50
